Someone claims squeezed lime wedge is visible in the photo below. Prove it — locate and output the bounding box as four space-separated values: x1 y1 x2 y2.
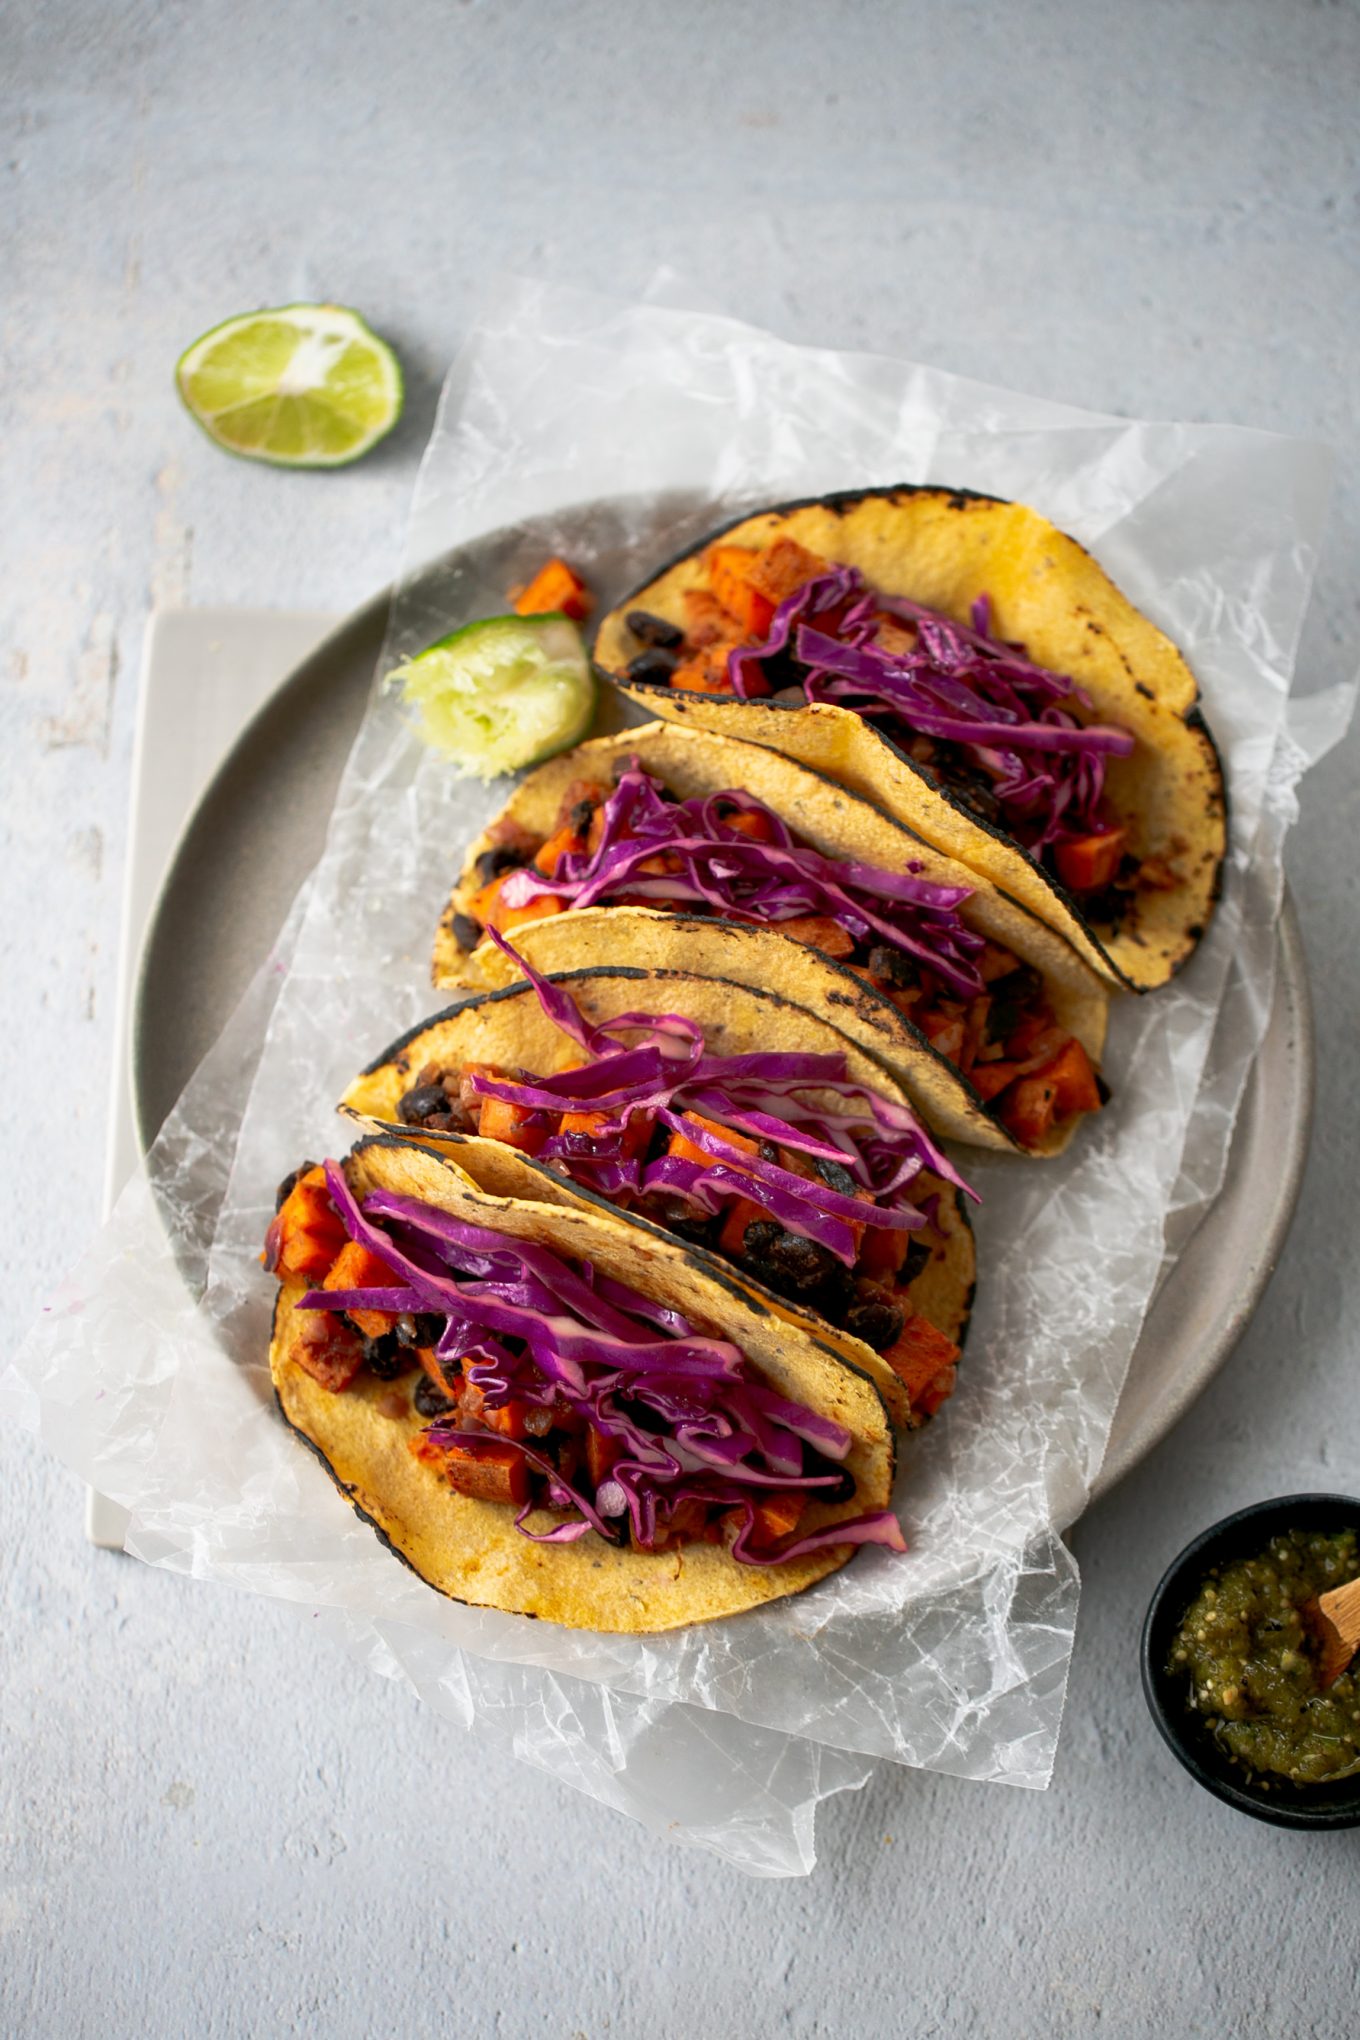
390 614 598 779
175 304 403 467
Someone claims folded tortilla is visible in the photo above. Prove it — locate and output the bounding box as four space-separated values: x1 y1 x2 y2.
342 966 976 1431
593 488 1226 992
434 720 1109 1156
270 1136 895 1632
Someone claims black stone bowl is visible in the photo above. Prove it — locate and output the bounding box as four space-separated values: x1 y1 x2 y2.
1141 1493 1360 1829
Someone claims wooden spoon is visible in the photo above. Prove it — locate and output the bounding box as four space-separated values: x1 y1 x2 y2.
1303 1575 1360 1689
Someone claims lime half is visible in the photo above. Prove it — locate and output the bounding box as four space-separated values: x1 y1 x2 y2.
175 304 403 466
390 614 598 779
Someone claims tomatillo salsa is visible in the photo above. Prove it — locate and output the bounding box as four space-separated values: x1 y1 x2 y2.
1167 1527 1360 1787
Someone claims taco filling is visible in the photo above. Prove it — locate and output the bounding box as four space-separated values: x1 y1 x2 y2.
452 761 1104 1151
265 1156 905 1566
381 946 970 1417
617 536 1173 927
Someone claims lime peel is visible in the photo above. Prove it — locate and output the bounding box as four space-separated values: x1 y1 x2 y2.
175 304 403 468
390 614 598 780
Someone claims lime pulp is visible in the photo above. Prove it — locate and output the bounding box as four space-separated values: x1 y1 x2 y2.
389 614 598 779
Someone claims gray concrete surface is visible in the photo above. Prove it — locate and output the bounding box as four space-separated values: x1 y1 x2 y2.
5 2 1359 2034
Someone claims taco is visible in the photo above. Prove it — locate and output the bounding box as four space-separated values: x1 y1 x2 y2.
590 487 1226 992
434 722 1109 1157
342 957 976 1431
265 1135 901 1632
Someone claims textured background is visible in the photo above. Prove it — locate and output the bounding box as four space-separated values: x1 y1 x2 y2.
4 2 1359 2033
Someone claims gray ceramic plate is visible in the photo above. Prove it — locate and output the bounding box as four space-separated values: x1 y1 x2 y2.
134 528 1314 1508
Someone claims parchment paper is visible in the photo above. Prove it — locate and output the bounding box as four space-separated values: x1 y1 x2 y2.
7 281 1351 1875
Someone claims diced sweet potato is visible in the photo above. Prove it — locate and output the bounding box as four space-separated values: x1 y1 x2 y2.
654 1496 711 1551
706 545 775 637
1054 827 1127 894
667 644 755 695
879 1314 961 1403
772 914 855 959
681 588 732 647
1002 1010 1062 1060
920 1012 966 1062
1000 1071 1059 1147
745 1490 806 1549
321 1239 402 1339
418 1346 461 1399
1040 1039 1102 1118
412 1432 530 1506
668 1113 758 1168
267 1167 347 1280
969 1058 1026 1103
977 941 1022 983
533 823 587 875
718 804 781 843
481 1398 529 1441
745 537 828 609
557 1107 650 1160
1000 1039 1101 1146
858 1225 911 1284
875 616 917 657
914 1362 957 1419
293 1309 365 1393
718 1195 770 1257
476 1092 546 1155
501 895 565 937
513 557 593 621
466 874 565 938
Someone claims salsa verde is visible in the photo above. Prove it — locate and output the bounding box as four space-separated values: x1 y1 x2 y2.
1167 1527 1360 1787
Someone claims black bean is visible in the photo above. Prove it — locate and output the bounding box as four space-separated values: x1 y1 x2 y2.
569 797 597 836
1075 882 1130 930
363 1333 413 1381
986 966 1044 1046
813 1155 858 1197
625 649 680 686
414 1375 454 1419
902 1237 931 1286
639 1194 719 1248
415 1313 445 1346
740 1222 841 1298
844 1282 905 1353
450 913 482 951
938 756 1000 821
474 844 527 884
802 1443 856 1504
398 1082 450 1127
625 609 684 650
274 1161 317 1211
866 944 919 991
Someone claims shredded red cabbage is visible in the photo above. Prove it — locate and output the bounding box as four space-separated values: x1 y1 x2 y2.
302 1159 905 1567
719 569 1134 853
495 762 985 998
474 933 975 1259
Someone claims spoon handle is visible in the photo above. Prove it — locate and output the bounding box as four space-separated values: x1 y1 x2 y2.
1314 1576 1360 1688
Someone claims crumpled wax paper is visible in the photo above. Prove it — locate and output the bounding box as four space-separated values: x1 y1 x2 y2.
7 280 1354 1878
